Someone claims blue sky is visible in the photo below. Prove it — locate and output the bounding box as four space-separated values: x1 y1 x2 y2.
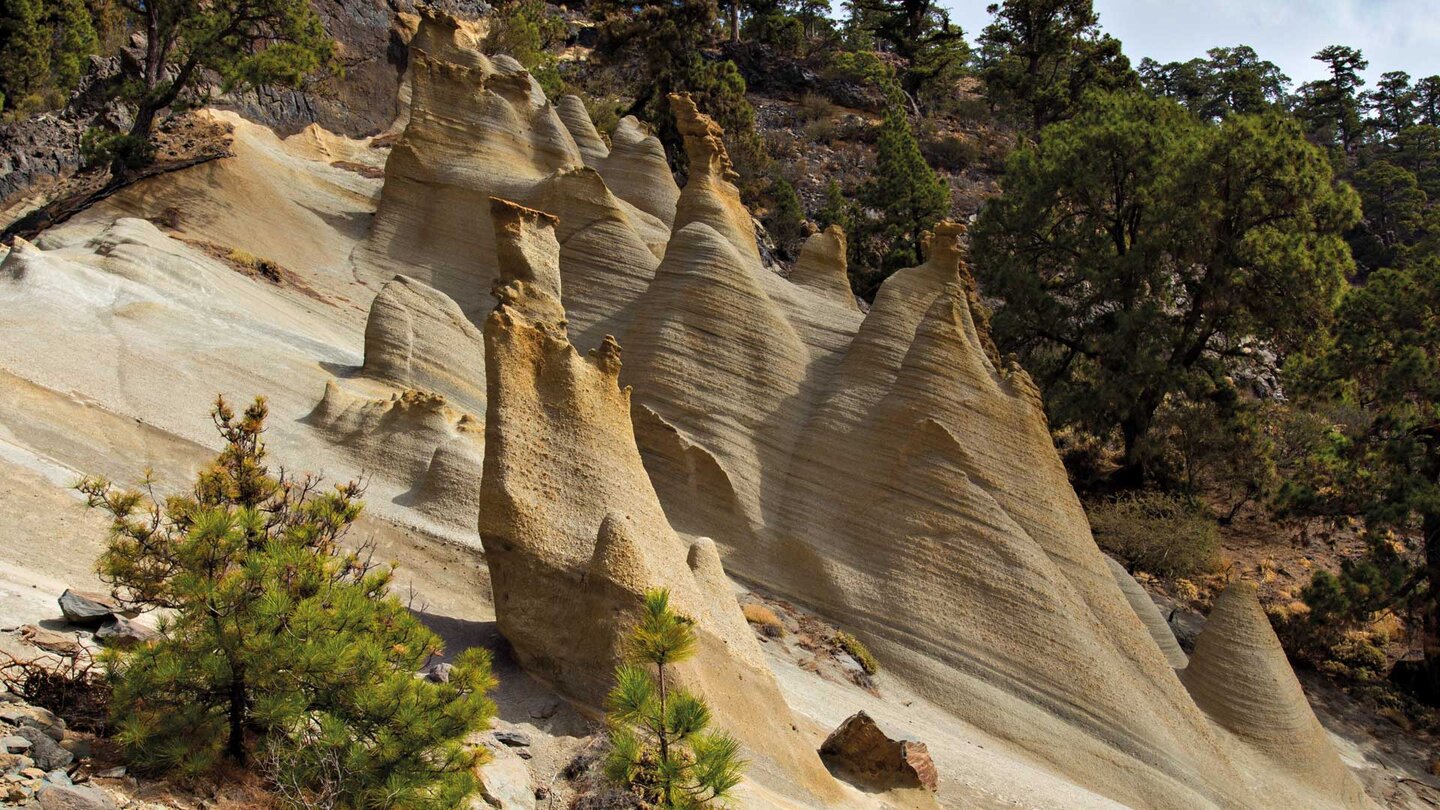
940 0 1440 88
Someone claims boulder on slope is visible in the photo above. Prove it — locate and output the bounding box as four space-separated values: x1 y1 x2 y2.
819 711 938 792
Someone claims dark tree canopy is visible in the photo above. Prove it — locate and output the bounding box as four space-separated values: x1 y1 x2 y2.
1296 44 1369 154
1139 45 1289 121
974 90 1360 481
1285 258 1440 701
846 0 969 102
978 0 1136 131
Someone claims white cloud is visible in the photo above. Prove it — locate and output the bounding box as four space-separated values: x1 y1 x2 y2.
943 0 1440 86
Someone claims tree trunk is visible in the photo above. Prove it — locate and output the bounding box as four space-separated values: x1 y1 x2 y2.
1116 397 1159 489
728 0 739 43
227 670 247 764
1423 510 1440 701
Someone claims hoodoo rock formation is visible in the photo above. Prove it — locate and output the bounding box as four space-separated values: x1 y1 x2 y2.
0 12 1387 807
1182 581 1369 806
475 195 840 799
342 26 1371 803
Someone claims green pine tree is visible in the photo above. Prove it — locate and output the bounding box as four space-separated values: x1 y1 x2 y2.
48 0 98 90
604 589 745 808
765 176 807 258
0 0 51 111
859 88 949 284
78 396 496 807
817 178 853 233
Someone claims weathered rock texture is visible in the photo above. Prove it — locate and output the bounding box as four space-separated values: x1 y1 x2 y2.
819 711 938 792
1107 556 1189 669
1182 580 1368 806
343 24 1373 809
475 197 838 798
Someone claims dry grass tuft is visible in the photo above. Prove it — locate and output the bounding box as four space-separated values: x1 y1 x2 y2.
742 603 785 638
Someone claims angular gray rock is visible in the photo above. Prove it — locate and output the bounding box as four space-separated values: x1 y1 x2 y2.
14 727 71 772
36 782 117 810
57 590 119 626
93 617 158 649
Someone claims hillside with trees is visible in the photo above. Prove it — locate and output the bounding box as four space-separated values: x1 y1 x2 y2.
1 0 1440 804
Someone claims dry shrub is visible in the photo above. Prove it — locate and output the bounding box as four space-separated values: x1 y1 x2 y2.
225 248 283 282
0 652 110 734
742 604 785 638
1087 492 1220 579
797 92 837 123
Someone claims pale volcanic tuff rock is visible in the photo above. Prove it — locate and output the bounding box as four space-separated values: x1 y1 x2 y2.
362 274 487 415
326 37 1370 806
474 198 840 799
354 38 582 317
789 225 857 311
355 15 674 321
596 116 680 229
621 220 809 551
307 385 484 530
1107 556 1190 669
556 94 609 168
1182 580 1370 806
670 95 762 271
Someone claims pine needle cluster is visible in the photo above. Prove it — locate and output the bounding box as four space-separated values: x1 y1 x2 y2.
77 396 496 808
604 589 745 808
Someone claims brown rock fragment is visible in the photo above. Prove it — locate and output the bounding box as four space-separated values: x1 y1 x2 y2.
819 711 937 792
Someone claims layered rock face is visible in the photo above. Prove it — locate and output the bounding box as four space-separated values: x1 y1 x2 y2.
475 197 838 797
349 24 1373 808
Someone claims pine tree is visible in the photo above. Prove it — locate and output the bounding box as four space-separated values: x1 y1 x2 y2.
604 589 745 808
47 0 98 90
78 396 496 807
591 0 769 191
979 0 1136 131
817 178 853 233
1284 257 1440 703
1417 75 1440 128
0 0 51 111
846 0 969 103
1296 45 1368 155
1368 70 1417 141
974 91 1360 484
765 176 806 258
860 88 949 282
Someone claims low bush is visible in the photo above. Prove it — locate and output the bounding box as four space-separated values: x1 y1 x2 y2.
835 631 878 675
920 132 980 171
225 248 283 282
1087 492 1220 579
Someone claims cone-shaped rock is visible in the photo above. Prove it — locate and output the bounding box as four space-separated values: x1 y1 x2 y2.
1182 580 1369 804
361 274 486 415
670 94 762 270
476 197 840 799
598 116 680 228
1106 557 1189 669
556 94 609 167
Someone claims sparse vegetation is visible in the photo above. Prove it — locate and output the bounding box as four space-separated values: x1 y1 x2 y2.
741 603 785 638
1087 492 1221 579
224 248 284 282
835 630 878 675
604 588 745 807
486 0 567 98
77 396 497 806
